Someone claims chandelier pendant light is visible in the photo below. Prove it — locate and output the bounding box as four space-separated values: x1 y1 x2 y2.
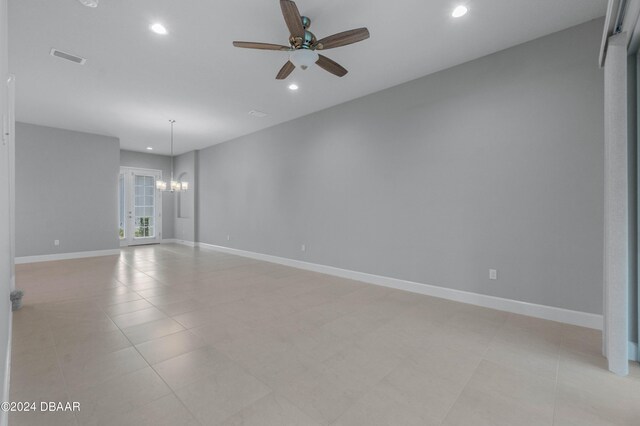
156 120 189 192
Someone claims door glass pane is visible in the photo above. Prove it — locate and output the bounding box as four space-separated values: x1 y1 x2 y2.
119 173 125 239
134 174 155 238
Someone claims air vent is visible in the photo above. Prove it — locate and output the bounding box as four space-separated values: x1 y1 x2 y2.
248 110 268 118
50 49 86 65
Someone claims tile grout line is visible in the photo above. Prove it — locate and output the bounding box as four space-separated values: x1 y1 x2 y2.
438 352 483 425
45 256 187 424
120 249 309 425
12 308 79 425
113 260 205 425
48 308 100 426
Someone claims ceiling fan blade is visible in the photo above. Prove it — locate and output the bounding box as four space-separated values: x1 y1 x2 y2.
276 61 296 80
280 0 305 38
316 28 370 50
233 41 291 51
316 55 348 77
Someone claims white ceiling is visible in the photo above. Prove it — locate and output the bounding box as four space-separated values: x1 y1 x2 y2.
9 0 606 155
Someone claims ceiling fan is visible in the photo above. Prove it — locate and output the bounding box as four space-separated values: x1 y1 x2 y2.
233 0 370 80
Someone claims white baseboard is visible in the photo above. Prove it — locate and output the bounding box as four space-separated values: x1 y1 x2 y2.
177 240 196 247
630 341 639 362
166 239 196 247
161 239 177 244
14 249 120 264
195 242 603 330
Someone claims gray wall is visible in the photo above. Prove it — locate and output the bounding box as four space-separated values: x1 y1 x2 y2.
174 151 196 243
197 19 604 315
15 123 120 256
120 150 174 239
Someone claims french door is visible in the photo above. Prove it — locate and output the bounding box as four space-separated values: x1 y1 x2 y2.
119 167 163 246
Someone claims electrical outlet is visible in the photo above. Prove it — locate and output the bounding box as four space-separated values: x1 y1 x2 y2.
54 240 60 246
226 235 230 241
301 244 306 252
489 269 497 280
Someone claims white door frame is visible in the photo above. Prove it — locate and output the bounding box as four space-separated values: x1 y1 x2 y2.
7 75 15 291
119 167 163 247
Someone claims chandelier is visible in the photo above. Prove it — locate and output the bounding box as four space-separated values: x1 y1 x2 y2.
156 120 189 192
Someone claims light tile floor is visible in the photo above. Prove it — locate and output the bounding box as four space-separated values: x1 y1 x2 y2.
9 244 640 425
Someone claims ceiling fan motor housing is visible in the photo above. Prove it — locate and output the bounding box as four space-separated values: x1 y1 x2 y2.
290 30 317 49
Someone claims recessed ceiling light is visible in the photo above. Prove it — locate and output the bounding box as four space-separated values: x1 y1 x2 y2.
288 83 299 91
151 23 168 35
146 146 153 150
77 0 99 7
452 5 468 18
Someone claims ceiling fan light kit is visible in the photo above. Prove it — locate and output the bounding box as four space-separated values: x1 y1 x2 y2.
289 49 318 70
233 0 370 80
